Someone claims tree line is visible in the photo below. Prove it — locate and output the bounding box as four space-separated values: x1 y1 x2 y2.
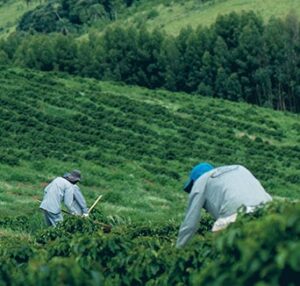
1 11 300 112
18 0 135 33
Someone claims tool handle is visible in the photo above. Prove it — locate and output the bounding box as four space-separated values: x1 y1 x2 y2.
88 195 103 214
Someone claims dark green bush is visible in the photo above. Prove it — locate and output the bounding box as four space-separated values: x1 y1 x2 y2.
192 202 300 286
0 201 299 285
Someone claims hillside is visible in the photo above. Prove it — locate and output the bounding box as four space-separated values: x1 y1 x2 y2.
1 1 299 115
0 0 38 38
1 1 300 284
0 67 299 222
115 0 300 35
0 67 299 285
0 0 298 38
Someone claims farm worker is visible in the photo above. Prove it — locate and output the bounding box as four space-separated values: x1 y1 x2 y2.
176 163 272 248
72 184 89 217
40 170 83 227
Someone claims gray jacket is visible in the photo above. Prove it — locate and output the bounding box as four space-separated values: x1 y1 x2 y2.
72 185 88 215
40 177 77 215
176 165 272 248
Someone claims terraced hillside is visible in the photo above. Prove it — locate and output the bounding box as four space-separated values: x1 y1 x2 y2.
0 67 299 221
0 67 299 285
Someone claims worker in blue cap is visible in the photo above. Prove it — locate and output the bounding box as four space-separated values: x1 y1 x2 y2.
176 163 272 248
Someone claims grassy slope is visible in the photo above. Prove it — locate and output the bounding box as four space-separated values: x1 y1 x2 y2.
0 0 298 39
0 0 39 38
0 67 299 231
104 0 299 35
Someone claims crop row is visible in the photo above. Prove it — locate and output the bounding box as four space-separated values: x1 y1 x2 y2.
0 201 299 285
0 69 299 192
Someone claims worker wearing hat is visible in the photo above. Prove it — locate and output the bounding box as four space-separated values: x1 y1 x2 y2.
40 170 83 227
176 163 272 248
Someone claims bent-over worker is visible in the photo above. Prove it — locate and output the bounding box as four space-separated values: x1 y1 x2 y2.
40 170 83 227
176 163 272 248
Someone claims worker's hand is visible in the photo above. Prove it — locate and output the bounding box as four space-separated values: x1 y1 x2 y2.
82 213 89 218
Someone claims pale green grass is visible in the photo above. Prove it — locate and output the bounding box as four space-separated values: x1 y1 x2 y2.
42 103 79 118
0 228 33 241
2 0 298 39
104 0 299 35
0 0 39 38
159 0 298 34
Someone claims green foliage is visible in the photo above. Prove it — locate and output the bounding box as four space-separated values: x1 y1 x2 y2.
0 2 299 285
0 215 31 231
0 239 33 264
193 201 300 286
0 67 299 203
17 0 143 33
36 215 107 244
0 201 299 285
3 11 300 112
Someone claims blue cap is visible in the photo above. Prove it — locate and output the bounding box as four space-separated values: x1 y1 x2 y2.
183 163 214 193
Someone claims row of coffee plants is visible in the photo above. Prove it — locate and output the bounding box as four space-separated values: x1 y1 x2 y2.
0 68 299 197
0 200 298 285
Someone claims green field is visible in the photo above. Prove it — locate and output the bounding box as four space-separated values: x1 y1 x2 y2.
0 67 299 284
148 0 299 34
0 0 300 283
1 0 299 38
0 67 299 221
0 66 299 218
0 0 39 38
100 0 300 35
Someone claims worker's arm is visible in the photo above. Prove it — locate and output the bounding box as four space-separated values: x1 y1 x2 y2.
73 186 89 214
176 179 207 248
64 186 77 214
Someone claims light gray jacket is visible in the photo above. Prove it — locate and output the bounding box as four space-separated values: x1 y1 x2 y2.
176 165 272 248
72 185 89 215
40 177 77 215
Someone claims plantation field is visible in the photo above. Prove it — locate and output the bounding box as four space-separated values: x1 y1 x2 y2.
0 67 299 219
0 66 299 217
0 0 299 284
0 67 299 284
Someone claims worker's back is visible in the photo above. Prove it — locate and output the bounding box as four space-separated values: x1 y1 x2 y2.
203 165 272 218
40 177 73 214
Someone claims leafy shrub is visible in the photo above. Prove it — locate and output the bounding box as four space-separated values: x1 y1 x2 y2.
146 9 159 19
192 201 300 286
26 257 95 286
35 216 107 244
285 172 300 184
0 201 299 285
0 216 31 231
0 240 33 263
0 152 19 166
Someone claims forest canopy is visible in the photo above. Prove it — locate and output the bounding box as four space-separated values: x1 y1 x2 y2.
1 11 300 113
